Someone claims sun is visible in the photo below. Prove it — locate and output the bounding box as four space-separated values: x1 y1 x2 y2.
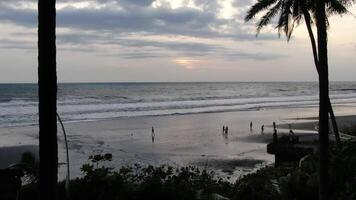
174 58 201 69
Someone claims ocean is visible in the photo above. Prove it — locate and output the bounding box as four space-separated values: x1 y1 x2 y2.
1 82 356 128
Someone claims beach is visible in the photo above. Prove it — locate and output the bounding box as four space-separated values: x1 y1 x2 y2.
1 103 356 181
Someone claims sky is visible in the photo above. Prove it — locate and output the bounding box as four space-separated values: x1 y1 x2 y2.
0 0 355 83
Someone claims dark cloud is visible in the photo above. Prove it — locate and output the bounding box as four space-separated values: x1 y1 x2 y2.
222 52 286 61
57 32 223 55
0 0 273 40
119 0 155 7
0 0 284 61
101 49 286 61
103 51 171 59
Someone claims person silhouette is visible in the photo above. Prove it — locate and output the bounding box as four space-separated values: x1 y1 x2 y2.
261 125 264 134
250 121 253 132
273 128 278 143
151 126 155 143
289 129 295 143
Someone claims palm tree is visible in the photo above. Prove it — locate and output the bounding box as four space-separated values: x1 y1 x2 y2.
244 0 352 199
315 0 329 198
38 0 58 199
245 0 350 145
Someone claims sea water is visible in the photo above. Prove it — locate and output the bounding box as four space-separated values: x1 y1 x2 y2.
1 82 356 128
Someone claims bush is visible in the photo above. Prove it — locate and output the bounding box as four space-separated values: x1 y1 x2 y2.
232 173 281 200
16 142 356 200
67 154 234 200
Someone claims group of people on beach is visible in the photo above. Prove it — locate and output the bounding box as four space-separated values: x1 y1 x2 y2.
249 121 295 142
249 121 265 134
149 122 296 144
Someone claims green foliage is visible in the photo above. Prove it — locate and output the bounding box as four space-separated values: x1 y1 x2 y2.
233 172 281 200
16 143 356 200
244 0 350 40
68 154 234 200
328 141 356 199
341 125 356 136
277 141 356 200
12 152 39 184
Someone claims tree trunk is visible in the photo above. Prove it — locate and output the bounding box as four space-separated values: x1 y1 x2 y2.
315 0 330 199
303 8 319 68
328 100 340 144
38 0 57 199
303 8 340 146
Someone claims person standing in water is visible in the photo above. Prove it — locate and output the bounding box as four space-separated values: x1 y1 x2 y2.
250 121 253 132
151 126 155 143
261 125 264 134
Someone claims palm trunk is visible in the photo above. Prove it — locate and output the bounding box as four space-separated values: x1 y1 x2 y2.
303 8 319 68
315 0 330 199
38 0 57 199
303 8 340 146
57 113 70 199
328 101 340 145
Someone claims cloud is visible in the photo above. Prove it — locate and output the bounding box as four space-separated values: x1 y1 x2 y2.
232 0 255 8
0 38 35 50
0 28 285 61
174 58 201 69
0 0 284 62
0 0 273 40
120 0 155 7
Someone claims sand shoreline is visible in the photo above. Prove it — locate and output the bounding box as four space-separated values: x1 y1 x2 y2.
278 114 356 132
1 105 356 180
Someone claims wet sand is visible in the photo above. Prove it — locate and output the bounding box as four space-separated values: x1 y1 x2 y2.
1 104 356 181
279 114 356 131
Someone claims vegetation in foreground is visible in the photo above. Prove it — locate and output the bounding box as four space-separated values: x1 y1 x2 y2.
7 140 354 200
342 126 356 137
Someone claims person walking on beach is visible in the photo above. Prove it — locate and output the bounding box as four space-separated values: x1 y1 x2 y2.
261 125 264 134
273 127 278 143
289 129 296 143
225 126 229 135
250 121 253 132
151 126 155 143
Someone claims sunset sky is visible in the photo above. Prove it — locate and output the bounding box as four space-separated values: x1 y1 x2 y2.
0 0 355 83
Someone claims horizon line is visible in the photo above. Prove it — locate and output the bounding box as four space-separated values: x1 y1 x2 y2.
0 80 355 84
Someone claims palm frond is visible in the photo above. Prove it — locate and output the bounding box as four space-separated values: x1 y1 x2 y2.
292 0 303 25
339 0 355 7
245 0 279 22
256 1 283 33
326 0 348 15
276 0 295 40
